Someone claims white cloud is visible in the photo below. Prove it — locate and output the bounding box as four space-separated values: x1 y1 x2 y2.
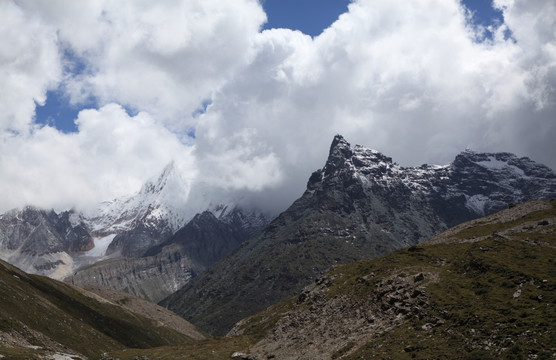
0 1 61 133
27 0 267 131
0 0 554 215
193 0 556 212
0 104 192 213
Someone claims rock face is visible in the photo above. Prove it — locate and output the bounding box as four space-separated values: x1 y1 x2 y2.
0 159 270 298
231 271 436 360
68 206 270 302
162 135 556 335
0 207 93 279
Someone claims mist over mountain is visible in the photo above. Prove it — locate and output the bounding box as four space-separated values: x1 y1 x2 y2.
0 157 273 288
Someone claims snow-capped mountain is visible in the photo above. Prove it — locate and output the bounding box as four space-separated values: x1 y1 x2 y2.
68 205 272 302
0 161 271 280
83 161 194 236
0 206 93 279
163 135 556 335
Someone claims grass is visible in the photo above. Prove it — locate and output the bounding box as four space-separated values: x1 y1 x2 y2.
109 336 255 360
3 200 553 359
0 260 195 359
220 200 556 359
341 201 556 359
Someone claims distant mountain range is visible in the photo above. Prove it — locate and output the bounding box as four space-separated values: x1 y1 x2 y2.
0 161 271 301
0 135 555 359
161 135 556 335
1 134 555 331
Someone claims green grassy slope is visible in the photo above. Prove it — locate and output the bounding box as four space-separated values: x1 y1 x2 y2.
0 259 199 359
235 200 556 359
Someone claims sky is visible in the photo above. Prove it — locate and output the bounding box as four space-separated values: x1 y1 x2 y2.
1 0 555 216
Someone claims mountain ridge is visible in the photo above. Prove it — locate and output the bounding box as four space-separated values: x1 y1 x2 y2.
162 135 556 335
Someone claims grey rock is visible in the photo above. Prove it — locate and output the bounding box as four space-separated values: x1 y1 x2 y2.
162 135 556 335
68 206 270 302
0 207 93 278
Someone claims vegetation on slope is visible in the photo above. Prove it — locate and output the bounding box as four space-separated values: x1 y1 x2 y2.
0 259 200 359
4 199 552 359
235 200 556 359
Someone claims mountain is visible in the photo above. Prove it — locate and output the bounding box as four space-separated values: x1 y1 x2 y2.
0 161 270 300
0 206 93 280
84 161 195 257
226 199 556 360
67 206 270 302
161 135 556 335
0 257 205 359
0 162 193 280
101 199 556 359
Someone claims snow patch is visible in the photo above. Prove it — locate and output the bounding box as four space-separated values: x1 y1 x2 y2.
465 194 489 216
84 234 117 257
476 156 508 169
476 156 525 176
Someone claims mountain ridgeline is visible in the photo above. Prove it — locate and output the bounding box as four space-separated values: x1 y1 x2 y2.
161 135 556 335
68 206 270 302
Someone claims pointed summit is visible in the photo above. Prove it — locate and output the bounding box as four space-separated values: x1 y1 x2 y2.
323 135 353 176
328 134 352 160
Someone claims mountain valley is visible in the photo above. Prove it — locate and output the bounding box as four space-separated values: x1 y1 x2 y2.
107 199 556 360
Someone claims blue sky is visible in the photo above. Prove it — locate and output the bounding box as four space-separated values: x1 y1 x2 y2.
35 0 504 134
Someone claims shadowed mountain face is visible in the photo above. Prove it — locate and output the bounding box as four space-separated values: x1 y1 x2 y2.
162 135 556 335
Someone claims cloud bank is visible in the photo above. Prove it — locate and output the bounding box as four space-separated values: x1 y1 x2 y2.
0 0 555 215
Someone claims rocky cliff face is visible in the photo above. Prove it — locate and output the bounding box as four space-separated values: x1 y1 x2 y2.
0 161 271 289
0 207 93 279
68 206 270 302
162 135 556 335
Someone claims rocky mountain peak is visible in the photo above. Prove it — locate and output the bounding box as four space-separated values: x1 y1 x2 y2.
141 161 180 195
452 149 556 179
164 136 556 336
309 135 394 191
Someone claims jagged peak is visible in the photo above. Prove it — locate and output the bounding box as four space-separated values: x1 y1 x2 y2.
328 134 352 160
322 135 392 177
141 161 178 195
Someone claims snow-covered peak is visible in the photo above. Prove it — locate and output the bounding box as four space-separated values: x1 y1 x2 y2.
310 135 556 221
83 162 196 235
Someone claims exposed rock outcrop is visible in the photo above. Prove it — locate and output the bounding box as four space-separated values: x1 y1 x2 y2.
162 135 556 335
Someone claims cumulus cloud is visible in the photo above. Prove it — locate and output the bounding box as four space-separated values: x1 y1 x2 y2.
22 0 267 131
0 104 192 212
0 1 61 133
194 0 556 211
0 0 554 215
